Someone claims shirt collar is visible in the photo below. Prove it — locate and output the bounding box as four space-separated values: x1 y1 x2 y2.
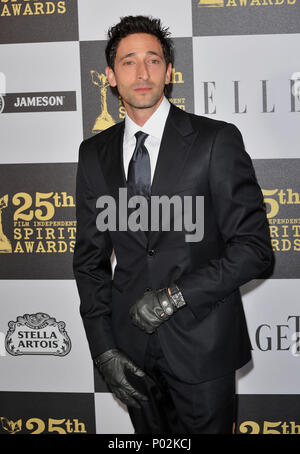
124 96 170 143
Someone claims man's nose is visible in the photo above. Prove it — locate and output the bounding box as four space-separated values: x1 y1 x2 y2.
136 61 149 80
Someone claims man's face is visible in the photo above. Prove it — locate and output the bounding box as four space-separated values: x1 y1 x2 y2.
105 33 172 110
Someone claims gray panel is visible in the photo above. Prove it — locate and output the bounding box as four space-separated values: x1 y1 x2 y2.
192 0 300 36
253 159 300 279
0 163 76 279
0 0 79 44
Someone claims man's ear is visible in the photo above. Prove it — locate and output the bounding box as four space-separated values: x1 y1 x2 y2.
165 63 172 85
105 66 117 87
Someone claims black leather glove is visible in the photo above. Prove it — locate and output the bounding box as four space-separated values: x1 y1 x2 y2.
129 287 185 334
94 349 149 409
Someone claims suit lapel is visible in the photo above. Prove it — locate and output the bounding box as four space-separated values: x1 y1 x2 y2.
151 104 198 197
98 121 126 202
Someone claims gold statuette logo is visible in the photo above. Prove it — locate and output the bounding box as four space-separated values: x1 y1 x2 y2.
0 417 22 435
0 194 12 253
91 71 115 132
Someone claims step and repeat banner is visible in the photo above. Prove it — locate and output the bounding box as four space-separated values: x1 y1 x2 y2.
0 0 300 435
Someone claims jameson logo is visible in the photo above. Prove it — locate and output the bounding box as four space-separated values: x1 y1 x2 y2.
0 0 67 17
1 92 76 113
5 313 72 356
14 95 64 107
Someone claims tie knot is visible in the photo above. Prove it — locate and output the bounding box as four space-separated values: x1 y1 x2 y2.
135 131 148 148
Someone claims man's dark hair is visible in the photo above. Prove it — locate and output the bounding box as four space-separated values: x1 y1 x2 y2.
105 15 174 70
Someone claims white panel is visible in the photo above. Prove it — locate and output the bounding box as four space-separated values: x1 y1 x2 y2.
0 41 83 163
192 34 300 159
0 280 94 393
95 392 134 434
78 0 192 40
237 279 300 395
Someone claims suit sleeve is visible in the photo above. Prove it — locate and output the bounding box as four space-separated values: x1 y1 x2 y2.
73 140 116 358
174 123 274 321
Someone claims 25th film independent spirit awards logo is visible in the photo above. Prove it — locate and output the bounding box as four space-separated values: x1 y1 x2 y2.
0 188 76 254
255 157 300 278
0 416 87 435
263 187 300 253
0 189 76 255
0 161 77 279
0 389 91 434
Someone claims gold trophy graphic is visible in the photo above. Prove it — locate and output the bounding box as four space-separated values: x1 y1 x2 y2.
0 417 22 435
91 70 115 132
0 194 12 253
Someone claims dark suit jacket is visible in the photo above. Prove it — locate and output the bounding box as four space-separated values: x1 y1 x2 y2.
73 103 274 384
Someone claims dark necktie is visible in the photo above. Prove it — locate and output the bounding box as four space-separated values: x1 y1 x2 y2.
127 131 151 199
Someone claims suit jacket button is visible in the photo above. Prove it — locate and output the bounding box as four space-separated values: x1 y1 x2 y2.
148 249 155 256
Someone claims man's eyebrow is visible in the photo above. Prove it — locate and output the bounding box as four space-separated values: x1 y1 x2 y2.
119 51 163 61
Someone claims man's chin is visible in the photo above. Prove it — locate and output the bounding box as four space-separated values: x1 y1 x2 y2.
125 94 163 110
132 103 157 110
124 94 162 109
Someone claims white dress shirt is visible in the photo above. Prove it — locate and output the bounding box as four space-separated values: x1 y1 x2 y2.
123 96 171 184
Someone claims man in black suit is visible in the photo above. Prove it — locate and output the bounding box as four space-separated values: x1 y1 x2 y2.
73 16 274 434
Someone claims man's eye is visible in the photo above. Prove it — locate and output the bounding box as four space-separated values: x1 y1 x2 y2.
149 59 160 64
124 60 134 65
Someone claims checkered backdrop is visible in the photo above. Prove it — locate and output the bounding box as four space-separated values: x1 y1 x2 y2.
0 0 300 435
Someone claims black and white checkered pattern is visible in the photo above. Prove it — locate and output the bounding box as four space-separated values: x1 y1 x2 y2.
0 0 299 434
